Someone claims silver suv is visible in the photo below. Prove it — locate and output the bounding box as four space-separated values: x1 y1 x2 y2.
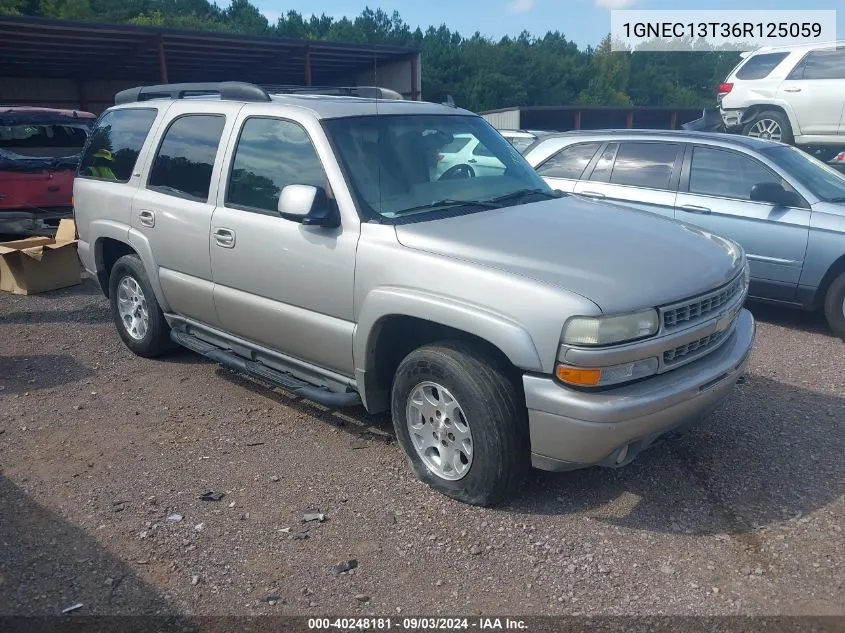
74 82 755 506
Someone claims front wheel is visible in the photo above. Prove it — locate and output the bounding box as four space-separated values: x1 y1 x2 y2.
823 271 845 339
390 341 529 506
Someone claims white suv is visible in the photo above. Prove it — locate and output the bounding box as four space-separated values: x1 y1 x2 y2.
719 41 845 146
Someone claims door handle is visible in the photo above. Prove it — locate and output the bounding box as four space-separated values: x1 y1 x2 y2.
580 191 606 200
783 87 802 93
467 158 477 164
679 204 711 214
213 228 236 248
138 209 155 228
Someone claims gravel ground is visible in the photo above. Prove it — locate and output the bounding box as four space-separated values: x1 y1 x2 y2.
0 280 843 617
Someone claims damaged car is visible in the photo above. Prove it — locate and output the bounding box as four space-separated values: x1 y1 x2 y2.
0 107 95 235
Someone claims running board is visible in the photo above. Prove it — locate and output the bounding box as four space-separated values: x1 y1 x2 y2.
170 330 362 408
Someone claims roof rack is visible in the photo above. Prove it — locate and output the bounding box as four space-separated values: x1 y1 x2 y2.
263 85 404 100
114 81 271 105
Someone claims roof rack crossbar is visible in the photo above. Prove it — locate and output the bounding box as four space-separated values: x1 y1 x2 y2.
114 81 271 105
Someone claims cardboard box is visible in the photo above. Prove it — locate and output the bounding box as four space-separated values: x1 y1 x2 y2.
0 219 81 294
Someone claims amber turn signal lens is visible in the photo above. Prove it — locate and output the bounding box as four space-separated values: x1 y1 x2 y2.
555 365 602 387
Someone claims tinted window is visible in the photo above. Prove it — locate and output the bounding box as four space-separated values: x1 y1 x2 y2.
689 146 788 201
801 49 845 80
608 142 680 190
537 142 602 180
1 124 88 159
472 142 495 157
736 52 789 79
763 145 845 202
589 142 618 182
148 114 225 202
227 118 327 214
79 109 157 182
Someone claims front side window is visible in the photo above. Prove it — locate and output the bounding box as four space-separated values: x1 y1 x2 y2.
537 142 602 180
148 114 225 202
689 146 790 201
763 145 845 202
322 114 550 221
607 142 680 190
735 52 790 80
78 108 157 182
795 48 845 80
227 118 327 214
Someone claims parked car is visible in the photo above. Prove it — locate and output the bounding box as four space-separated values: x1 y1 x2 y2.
499 129 553 154
434 132 507 179
74 82 754 506
0 106 95 235
718 41 845 146
524 129 845 337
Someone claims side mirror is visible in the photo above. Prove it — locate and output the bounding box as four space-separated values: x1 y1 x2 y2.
750 181 801 207
277 184 340 228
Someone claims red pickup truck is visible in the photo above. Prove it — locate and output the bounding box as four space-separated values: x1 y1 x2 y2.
0 107 96 235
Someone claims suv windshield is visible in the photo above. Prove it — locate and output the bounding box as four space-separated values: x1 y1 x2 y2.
323 114 551 221
763 145 845 202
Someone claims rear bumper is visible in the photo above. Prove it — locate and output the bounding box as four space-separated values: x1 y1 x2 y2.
0 208 73 235
525 309 755 471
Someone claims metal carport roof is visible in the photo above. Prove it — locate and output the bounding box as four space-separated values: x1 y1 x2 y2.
0 15 419 89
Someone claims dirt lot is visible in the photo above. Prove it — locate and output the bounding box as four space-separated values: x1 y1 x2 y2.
0 280 843 618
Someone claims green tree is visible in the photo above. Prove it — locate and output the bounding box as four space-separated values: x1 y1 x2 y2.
577 35 632 106
0 0 28 15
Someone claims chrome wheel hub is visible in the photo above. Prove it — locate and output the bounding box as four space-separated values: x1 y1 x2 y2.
116 276 149 341
748 119 782 142
406 382 473 481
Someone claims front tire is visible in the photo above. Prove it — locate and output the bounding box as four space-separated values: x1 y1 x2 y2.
108 254 174 357
390 341 529 506
823 271 845 339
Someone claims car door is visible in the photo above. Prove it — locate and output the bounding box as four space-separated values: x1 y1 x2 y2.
674 144 811 300
131 102 234 326
572 141 682 219
210 113 357 376
778 48 845 138
534 141 603 193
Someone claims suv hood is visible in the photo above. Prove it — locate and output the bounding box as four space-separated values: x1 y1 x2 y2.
394 197 744 314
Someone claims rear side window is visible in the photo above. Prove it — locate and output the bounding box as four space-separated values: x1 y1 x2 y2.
148 114 225 202
606 142 680 190
735 52 789 79
440 136 472 154
790 48 845 80
79 108 157 183
537 142 602 180
226 117 327 214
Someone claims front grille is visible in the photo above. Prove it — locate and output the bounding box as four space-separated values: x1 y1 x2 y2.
662 274 744 330
664 329 727 364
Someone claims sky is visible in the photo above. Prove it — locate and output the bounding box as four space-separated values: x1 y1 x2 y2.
249 0 844 49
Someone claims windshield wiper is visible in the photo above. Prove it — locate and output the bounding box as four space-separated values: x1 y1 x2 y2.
392 198 501 216
482 188 564 205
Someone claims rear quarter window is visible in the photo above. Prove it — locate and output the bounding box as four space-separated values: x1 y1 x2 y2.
78 108 158 183
735 52 790 80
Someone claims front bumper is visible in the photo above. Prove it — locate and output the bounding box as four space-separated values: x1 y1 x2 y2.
525 308 755 471
0 208 73 236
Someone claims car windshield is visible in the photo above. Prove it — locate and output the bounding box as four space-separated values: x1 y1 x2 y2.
323 114 551 220
763 145 845 202
507 136 537 153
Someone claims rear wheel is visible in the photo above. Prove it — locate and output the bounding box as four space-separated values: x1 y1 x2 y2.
823 271 845 339
742 110 793 145
390 341 529 506
108 254 174 357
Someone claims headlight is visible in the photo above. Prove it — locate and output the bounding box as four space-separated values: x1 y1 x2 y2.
562 309 659 347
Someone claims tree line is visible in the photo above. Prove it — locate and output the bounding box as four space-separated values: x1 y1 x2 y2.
0 0 742 113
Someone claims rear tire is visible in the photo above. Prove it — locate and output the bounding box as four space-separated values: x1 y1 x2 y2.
823 271 845 339
742 110 794 145
390 341 529 506
108 254 174 357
